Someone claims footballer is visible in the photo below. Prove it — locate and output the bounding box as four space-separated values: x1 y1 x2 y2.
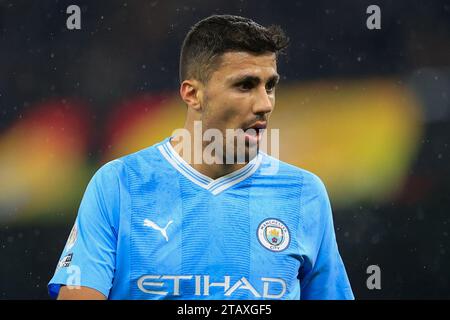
49 14 354 300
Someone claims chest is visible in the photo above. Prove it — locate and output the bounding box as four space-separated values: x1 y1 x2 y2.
123 188 303 298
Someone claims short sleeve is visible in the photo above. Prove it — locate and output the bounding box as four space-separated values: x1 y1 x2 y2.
298 173 354 300
48 160 122 299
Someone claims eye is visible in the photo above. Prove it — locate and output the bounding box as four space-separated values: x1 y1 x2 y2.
236 81 255 91
266 80 277 93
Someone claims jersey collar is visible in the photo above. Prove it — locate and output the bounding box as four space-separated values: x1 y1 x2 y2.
158 138 261 195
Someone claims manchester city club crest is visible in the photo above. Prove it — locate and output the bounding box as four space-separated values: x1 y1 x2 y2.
257 218 290 252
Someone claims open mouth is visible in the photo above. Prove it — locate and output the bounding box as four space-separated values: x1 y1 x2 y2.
244 122 267 143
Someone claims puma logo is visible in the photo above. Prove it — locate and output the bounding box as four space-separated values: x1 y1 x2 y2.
143 219 173 242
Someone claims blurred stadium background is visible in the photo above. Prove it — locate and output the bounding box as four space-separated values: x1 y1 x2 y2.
1 0 449 299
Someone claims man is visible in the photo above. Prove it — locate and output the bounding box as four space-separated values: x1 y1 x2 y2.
49 14 354 300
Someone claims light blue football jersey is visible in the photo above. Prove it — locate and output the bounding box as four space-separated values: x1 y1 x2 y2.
48 137 354 300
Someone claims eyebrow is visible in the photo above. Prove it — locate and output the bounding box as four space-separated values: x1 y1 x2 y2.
228 73 280 85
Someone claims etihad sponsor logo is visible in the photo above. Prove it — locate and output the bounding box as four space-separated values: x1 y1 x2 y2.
137 275 286 298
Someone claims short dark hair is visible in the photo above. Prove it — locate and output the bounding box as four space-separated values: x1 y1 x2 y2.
179 15 289 84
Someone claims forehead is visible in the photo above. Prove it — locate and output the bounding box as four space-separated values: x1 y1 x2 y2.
211 51 277 81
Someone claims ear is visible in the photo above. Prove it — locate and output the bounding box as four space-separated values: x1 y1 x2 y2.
179 79 203 111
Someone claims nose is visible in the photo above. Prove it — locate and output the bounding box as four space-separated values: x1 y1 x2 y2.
253 86 274 115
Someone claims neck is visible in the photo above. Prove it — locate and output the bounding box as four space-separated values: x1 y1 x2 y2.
169 121 252 180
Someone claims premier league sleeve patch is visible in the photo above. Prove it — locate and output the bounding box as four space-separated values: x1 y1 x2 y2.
64 222 78 253
57 253 73 269
257 218 290 252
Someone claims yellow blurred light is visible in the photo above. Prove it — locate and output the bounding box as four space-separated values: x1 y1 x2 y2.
270 78 423 207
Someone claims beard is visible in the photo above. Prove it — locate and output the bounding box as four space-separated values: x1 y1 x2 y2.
200 100 261 165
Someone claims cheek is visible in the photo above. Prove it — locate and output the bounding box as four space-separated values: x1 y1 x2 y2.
223 97 249 126
205 93 247 127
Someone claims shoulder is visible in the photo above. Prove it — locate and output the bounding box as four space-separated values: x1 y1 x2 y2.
259 152 328 197
80 143 166 224
95 138 168 180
